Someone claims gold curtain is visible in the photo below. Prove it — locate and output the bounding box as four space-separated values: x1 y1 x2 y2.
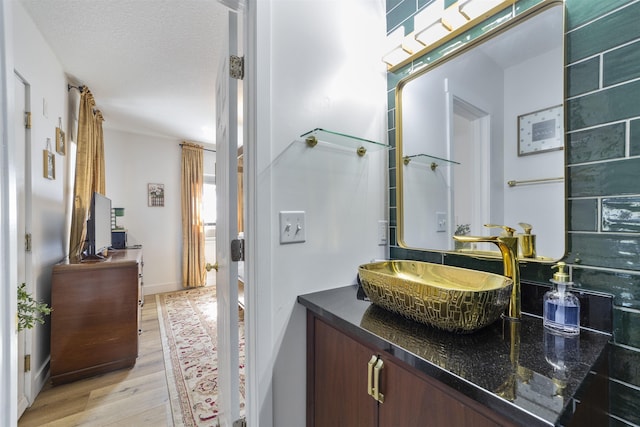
181 142 206 288
68 88 106 262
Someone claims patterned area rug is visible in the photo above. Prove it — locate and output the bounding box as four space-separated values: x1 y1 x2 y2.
156 286 245 426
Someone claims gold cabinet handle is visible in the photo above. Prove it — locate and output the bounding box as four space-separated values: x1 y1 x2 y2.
205 262 218 272
373 358 384 403
367 355 377 397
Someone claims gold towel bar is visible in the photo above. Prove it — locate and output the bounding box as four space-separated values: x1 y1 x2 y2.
507 177 564 187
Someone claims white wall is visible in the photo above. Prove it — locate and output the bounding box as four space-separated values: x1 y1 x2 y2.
12 1 70 400
254 0 388 425
103 128 189 294
503 47 563 259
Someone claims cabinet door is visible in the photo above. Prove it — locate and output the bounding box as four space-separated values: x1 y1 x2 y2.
312 318 377 427
378 355 510 427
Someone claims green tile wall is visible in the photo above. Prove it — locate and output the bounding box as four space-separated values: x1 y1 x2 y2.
386 0 640 424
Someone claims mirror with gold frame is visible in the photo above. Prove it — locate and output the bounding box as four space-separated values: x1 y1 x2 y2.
396 1 565 261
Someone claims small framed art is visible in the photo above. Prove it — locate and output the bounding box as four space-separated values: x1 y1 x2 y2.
517 105 564 156
43 150 55 180
148 183 165 207
55 127 66 155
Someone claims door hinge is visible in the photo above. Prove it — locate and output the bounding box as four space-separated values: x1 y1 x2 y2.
25 111 32 129
25 233 32 252
233 418 247 427
231 238 244 262
230 55 244 80
24 354 31 372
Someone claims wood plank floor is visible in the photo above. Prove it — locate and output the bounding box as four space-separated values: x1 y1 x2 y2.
18 297 175 427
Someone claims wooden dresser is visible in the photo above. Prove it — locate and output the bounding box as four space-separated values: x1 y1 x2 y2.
50 248 143 385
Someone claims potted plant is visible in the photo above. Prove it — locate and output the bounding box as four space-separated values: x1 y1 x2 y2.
17 283 51 331
454 224 471 250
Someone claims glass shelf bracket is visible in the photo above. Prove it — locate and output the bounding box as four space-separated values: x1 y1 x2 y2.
300 128 390 157
403 153 460 171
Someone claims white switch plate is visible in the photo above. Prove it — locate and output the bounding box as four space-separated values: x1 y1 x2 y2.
378 220 388 245
436 212 447 232
279 211 306 244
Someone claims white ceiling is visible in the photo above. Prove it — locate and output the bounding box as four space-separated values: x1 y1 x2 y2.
19 0 229 145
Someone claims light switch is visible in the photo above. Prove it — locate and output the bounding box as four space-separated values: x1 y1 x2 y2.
279 211 306 244
436 212 447 233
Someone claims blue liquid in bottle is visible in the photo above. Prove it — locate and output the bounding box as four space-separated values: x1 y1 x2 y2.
543 299 580 335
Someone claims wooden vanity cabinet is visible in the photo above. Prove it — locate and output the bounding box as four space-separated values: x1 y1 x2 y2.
50 249 143 385
307 312 518 427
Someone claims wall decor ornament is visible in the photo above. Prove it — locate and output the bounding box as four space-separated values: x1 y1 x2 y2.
517 105 564 156
148 183 165 207
56 117 66 155
43 138 55 180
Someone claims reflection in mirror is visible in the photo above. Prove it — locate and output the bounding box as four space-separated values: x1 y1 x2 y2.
397 3 564 261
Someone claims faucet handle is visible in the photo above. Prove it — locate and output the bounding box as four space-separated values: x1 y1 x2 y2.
518 222 533 234
484 224 516 237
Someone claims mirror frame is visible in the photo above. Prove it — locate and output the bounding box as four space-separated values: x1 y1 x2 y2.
395 0 567 263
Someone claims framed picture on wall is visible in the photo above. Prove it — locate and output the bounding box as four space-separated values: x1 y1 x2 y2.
148 183 165 207
517 105 564 156
43 150 55 180
55 127 66 155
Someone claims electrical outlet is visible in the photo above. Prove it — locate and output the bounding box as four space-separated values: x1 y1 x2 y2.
378 220 388 245
436 212 447 232
279 211 306 244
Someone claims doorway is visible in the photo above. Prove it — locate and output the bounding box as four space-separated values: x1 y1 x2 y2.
451 96 490 245
14 72 33 417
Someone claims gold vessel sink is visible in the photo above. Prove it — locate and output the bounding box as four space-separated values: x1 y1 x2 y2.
358 260 513 333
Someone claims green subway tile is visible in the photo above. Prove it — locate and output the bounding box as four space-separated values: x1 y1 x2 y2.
567 80 640 131
614 308 640 352
387 110 395 130
387 90 396 112
389 187 396 208
609 417 635 427
631 119 640 157
610 344 640 388
604 41 640 87
390 206 397 227
572 268 640 309
567 57 600 97
566 2 640 64
388 72 402 92
567 123 625 164
389 167 396 188
569 199 597 231
569 158 640 198
386 0 403 13
564 0 632 31
603 197 640 233
568 233 640 270
514 0 543 16
610 379 640 425
386 0 416 32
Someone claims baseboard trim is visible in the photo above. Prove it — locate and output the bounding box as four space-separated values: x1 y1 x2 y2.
144 282 182 296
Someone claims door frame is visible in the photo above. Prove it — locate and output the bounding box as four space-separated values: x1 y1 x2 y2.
1 1 20 425
14 70 34 418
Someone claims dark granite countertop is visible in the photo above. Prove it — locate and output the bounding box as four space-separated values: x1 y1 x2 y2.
298 284 611 427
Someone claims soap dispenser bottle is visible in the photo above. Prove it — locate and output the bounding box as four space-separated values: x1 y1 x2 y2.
543 262 580 335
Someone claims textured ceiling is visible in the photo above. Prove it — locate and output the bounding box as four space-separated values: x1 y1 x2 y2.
19 0 228 145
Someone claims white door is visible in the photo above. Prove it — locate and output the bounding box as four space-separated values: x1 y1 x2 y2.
14 73 32 417
215 8 242 426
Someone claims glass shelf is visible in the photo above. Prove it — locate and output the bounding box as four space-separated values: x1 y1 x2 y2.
300 128 390 156
402 154 460 171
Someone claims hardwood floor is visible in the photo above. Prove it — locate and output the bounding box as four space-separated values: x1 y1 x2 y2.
18 297 175 427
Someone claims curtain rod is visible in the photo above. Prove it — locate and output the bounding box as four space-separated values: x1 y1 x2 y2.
179 143 216 153
67 84 86 92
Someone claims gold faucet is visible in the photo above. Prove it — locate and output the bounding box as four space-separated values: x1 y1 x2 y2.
453 224 521 320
